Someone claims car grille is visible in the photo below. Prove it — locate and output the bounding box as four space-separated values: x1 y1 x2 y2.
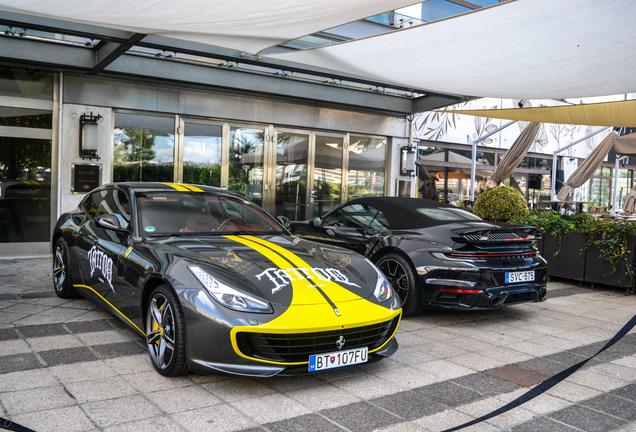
235 317 400 363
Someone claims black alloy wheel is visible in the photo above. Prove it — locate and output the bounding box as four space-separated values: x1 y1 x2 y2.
53 238 77 299
377 253 422 315
146 285 189 377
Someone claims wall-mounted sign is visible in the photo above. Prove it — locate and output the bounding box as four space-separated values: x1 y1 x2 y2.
71 163 102 194
396 179 412 197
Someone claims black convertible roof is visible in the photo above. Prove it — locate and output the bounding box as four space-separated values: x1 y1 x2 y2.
345 197 477 230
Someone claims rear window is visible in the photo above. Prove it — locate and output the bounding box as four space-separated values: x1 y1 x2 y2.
416 207 482 221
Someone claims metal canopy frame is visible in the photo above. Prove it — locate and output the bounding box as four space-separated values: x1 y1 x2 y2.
0 11 466 116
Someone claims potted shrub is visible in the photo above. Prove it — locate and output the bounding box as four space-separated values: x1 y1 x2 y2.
473 186 529 223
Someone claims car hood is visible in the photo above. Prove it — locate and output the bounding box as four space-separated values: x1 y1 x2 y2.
147 234 379 306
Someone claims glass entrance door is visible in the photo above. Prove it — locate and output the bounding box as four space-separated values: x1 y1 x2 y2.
0 137 52 243
273 130 309 221
182 121 223 187
313 134 345 218
228 126 265 207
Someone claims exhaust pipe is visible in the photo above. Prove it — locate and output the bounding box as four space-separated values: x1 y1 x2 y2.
489 296 504 306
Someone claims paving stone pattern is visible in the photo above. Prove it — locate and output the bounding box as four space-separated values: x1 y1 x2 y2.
1 258 636 431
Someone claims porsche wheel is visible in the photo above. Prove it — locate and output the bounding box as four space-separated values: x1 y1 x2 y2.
377 253 422 315
146 285 189 377
53 238 77 299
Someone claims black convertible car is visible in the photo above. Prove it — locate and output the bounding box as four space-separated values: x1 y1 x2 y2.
290 197 547 315
52 183 401 377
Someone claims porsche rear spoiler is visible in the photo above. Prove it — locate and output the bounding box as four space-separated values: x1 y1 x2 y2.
450 226 542 245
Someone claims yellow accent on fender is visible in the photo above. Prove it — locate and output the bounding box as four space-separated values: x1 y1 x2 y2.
223 235 401 366
73 284 146 336
161 182 190 192
125 247 133 258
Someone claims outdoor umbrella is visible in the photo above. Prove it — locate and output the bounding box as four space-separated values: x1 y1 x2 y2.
557 132 618 201
485 122 541 188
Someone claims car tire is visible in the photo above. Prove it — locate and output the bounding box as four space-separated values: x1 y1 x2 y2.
146 284 189 377
377 253 423 316
53 238 77 299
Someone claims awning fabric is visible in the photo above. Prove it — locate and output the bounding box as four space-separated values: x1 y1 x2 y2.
613 133 636 157
268 0 636 99
485 122 540 188
444 100 636 128
557 132 618 201
0 0 419 54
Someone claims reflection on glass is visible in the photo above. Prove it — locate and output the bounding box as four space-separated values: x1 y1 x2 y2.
275 133 308 221
113 113 175 183
348 136 386 199
229 127 264 206
0 67 53 100
0 138 51 242
419 147 490 166
183 123 222 187
0 107 52 129
616 169 633 209
314 136 343 217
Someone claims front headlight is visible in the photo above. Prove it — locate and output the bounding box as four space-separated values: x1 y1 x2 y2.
373 266 394 302
189 266 273 313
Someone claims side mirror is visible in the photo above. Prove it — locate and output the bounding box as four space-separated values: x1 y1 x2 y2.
96 214 129 232
276 215 291 229
311 217 322 227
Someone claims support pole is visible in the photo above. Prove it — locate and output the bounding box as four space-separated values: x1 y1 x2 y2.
470 120 516 202
613 155 629 213
549 126 611 198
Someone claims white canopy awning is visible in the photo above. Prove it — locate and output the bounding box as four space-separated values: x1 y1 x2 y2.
267 0 636 99
0 0 419 54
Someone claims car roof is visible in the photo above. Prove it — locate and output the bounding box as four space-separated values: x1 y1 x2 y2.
101 182 239 196
344 197 478 230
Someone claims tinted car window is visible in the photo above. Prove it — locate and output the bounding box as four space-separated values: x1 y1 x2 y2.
368 207 390 230
82 189 131 229
323 204 380 229
416 207 482 221
136 192 284 235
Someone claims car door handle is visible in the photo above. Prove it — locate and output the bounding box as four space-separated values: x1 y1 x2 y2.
326 229 335 236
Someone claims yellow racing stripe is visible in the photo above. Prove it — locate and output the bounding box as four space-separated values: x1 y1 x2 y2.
73 284 146 336
183 185 205 192
161 182 190 192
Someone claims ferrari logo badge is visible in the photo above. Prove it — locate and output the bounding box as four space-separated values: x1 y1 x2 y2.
336 336 345 350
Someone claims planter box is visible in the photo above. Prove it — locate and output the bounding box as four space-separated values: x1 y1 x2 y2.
536 236 544 256
542 231 587 281
584 236 636 289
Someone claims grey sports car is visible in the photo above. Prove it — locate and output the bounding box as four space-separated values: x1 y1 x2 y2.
52 183 402 377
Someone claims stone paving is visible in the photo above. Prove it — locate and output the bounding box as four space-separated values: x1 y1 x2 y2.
1 257 636 431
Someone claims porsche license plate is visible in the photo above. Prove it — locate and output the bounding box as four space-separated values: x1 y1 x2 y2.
309 347 368 372
505 270 535 284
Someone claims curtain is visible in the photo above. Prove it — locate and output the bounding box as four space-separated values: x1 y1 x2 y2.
557 132 617 201
623 188 636 212
485 122 540 188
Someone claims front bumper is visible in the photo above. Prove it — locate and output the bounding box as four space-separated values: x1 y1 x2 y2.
189 337 399 376
181 288 402 376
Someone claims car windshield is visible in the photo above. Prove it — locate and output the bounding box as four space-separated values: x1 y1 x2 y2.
136 192 284 236
416 207 483 221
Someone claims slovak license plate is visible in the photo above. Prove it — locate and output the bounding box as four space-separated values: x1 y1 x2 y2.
505 270 535 284
309 347 368 372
